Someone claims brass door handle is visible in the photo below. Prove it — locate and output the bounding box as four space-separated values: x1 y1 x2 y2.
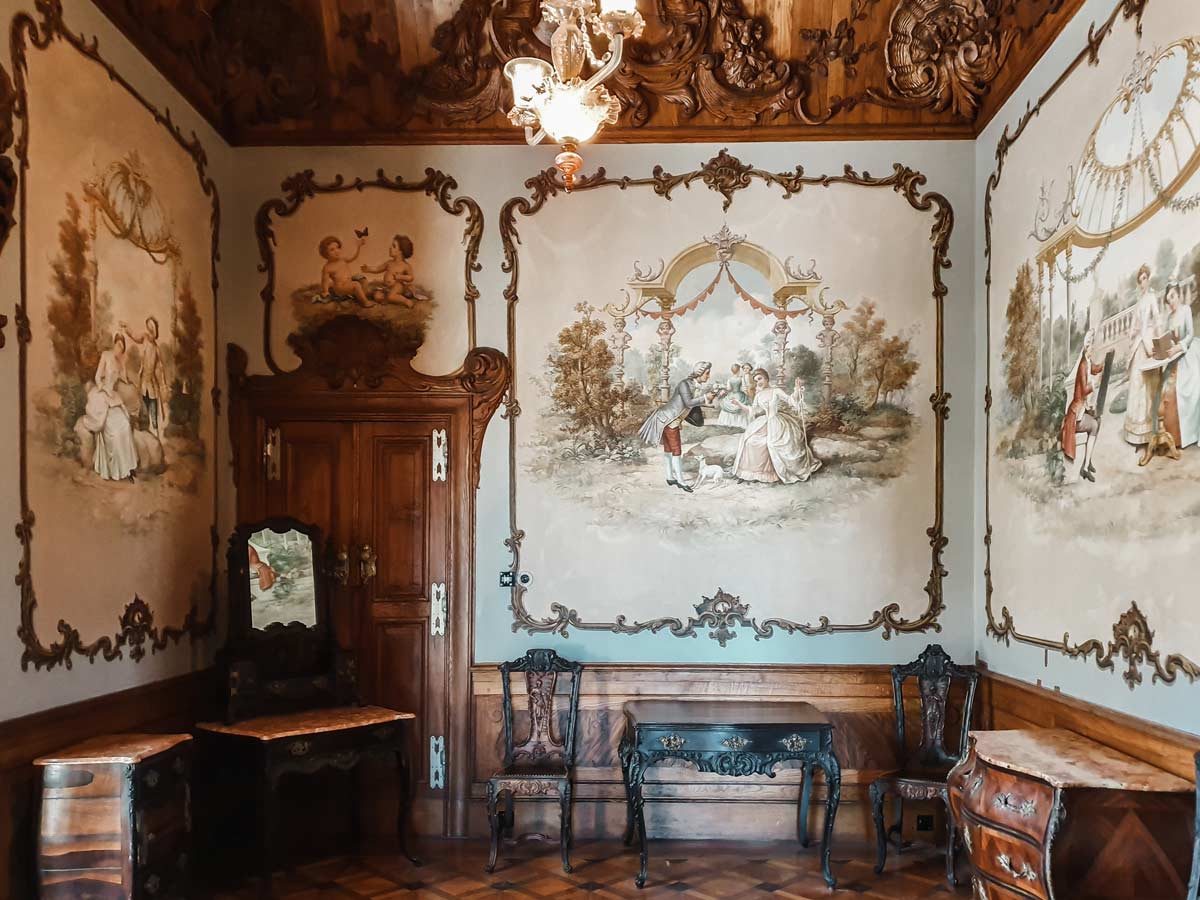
330 546 350 586
358 544 378 584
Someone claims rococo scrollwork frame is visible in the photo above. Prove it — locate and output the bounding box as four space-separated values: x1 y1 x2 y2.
255 167 483 374
500 148 954 642
982 0 1200 689
11 0 220 670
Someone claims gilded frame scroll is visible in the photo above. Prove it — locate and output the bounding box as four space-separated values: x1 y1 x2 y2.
500 149 954 641
255 167 483 375
982 0 1200 688
12 0 220 670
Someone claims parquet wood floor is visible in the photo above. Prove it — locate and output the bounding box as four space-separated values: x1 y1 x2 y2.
211 839 971 899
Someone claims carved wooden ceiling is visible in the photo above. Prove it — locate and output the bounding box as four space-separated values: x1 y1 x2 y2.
89 0 1087 145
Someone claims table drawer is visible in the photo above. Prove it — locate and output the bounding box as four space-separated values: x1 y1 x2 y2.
971 875 1041 900
638 727 820 756
971 822 1048 899
963 764 1053 842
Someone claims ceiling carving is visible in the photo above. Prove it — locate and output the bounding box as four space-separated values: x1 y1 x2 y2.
89 0 1086 145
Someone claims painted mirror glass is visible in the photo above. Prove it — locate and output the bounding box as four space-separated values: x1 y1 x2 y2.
246 527 317 630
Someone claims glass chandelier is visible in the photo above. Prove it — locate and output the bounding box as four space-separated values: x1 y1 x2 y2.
503 0 645 189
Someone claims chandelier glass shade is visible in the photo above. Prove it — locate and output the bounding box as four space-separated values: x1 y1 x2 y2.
503 0 645 187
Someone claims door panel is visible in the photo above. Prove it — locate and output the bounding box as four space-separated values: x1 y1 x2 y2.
357 421 451 833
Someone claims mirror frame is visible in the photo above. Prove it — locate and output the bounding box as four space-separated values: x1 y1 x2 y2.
226 516 328 645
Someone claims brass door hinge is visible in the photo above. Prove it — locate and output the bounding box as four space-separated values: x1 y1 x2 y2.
263 426 281 481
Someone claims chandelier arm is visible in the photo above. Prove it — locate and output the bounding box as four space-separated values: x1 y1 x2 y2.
525 126 547 146
582 33 623 92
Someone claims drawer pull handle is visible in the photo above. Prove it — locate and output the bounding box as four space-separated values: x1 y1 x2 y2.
966 775 983 796
659 734 686 751
997 853 1038 882
145 873 161 894
721 735 748 750
143 769 160 788
993 792 1037 818
781 734 808 752
290 740 311 757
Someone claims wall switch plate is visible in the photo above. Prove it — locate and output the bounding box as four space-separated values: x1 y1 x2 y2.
499 571 514 588
916 815 934 832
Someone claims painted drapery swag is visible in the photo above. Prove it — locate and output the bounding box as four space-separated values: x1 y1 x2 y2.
984 0 1200 689
500 149 953 644
12 0 220 670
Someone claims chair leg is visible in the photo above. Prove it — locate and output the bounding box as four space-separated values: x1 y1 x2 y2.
486 781 500 873
501 790 515 839
943 793 958 889
797 762 813 848
559 780 573 874
889 795 905 853
870 782 887 876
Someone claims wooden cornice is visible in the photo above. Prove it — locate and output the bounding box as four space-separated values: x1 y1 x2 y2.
85 0 1090 146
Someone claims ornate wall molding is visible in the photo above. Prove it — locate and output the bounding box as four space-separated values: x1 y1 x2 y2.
499 148 954 642
12 0 220 671
254 167 483 373
981 0 1200 690
86 0 1085 145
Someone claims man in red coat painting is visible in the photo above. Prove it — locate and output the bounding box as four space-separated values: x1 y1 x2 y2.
1060 330 1105 482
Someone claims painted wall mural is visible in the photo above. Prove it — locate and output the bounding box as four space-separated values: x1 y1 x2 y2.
256 169 481 377
985 0 1200 688
502 152 952 644
13 1 219 669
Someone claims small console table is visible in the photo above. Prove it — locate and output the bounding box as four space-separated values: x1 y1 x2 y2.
619 700 841 889
949 729 1193 900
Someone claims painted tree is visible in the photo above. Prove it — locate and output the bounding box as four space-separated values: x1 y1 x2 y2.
1003 261 1039 412
169 274 206 439
547 303 630 444
864 334 920 408
839 299 885 383
46 193 98 384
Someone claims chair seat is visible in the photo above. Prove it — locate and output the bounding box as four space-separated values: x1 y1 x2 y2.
873 769 950 801
492 760 569 780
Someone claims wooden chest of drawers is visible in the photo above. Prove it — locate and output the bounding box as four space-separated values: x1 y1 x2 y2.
949 729 1194 900
35 733 192 899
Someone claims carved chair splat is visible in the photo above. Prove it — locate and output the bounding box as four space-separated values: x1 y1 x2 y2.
1188 751 1200 900
487 649 583 875
869 643 979 889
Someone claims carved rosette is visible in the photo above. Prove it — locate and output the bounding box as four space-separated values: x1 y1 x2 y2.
882 0 1013 118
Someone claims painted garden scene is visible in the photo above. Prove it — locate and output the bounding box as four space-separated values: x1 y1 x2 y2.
993 36 1200 543
524 225 924 533
247 527 318 630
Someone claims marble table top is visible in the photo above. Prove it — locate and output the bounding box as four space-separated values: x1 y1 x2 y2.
35 732 192 766
197 704 414 741
970 728 1192 792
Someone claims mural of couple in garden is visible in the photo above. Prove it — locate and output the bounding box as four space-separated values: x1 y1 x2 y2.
524 228 924 533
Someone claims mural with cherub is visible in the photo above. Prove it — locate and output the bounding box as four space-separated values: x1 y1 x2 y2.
509 171 942 634
986 7 1200 667
263 176 475 375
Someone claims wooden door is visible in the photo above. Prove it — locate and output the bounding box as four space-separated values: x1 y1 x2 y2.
356 420 452 833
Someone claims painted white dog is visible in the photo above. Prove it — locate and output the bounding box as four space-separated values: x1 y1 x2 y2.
688 450 726 488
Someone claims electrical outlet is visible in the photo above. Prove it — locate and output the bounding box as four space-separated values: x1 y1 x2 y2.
916 814 934 832
499 571 514 588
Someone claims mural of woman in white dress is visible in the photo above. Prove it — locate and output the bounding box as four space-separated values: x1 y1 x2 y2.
1123 264 1166 447
730 368 822 484
716 362 750 428
1167 281 1200 448
80 334 138 482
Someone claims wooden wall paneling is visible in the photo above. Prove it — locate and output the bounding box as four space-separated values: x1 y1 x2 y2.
0 671 216 899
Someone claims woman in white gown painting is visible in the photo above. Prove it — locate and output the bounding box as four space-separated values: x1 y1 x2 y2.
1123 264 1165 447
1167 282 1200 448
730 368 821 484
80 333 138 482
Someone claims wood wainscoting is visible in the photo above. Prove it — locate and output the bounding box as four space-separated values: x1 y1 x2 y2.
468 664 910 843
0 670 215 898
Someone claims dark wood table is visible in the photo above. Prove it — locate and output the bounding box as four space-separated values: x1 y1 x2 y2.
619 699 841 889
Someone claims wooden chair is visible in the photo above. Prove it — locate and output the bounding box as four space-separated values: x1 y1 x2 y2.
869 643 978 888
1188 751 1200 900
486 649 583 874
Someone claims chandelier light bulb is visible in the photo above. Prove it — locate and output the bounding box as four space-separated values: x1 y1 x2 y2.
504 57 552 109
599 0 638 14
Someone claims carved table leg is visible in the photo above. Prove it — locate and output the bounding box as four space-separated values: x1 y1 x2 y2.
816 751 841 890
257 763 277 900
349 761 362 852
797 761 814 848
628 753 650 889
559 779 573 874
486 780 500 873
871 781 888 875
1190 752 1200 900
395 747 421 866
619 735 635 847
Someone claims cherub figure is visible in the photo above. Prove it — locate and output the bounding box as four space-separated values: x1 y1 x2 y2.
318 235 372 307
361 234 419 307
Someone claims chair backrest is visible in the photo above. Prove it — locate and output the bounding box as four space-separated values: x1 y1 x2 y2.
499 649 584 768
890 643 979 770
